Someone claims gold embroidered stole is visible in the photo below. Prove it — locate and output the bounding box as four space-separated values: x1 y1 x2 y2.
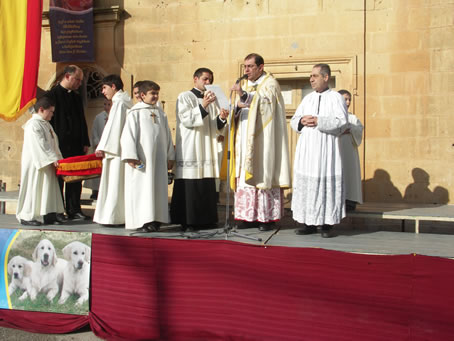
223 72 271 190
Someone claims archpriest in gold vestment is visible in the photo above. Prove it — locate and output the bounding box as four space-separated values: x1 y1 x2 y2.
226 53 291 232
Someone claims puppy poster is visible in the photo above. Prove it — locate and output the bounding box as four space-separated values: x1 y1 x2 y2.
0 229 91 315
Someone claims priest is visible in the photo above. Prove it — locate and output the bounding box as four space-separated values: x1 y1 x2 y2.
229 53 291 232
290 64 348 238
48 65 90 221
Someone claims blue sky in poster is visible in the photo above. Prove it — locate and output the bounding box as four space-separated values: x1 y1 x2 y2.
0 229 18 309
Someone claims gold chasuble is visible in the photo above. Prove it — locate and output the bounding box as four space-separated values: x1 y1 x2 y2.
223 72 291 191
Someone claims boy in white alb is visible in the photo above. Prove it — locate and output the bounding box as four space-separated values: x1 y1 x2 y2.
338 89 363 211
94 75 132 226
121 81 175 231
16 95 65 226
84 98 112 200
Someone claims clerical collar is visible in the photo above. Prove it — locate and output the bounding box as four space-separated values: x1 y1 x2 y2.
316 87 330 94
248 72 266 87
191 88 204 99
58 83 72 93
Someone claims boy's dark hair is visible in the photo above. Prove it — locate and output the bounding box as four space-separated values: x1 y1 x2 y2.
314 63 331 78
34 94 55 112
133 80 144 89
139 80 160 94
193 67 214 83
338 89 352 97
244 53 264 67
102 74 124 90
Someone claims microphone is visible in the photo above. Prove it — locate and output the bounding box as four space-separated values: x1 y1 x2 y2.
235 74 248 84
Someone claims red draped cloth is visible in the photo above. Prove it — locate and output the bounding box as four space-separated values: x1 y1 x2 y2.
56 153 102 182
1 235 454 340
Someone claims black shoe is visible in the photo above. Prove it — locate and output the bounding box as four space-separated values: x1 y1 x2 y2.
346 200 357 212
258 222 275 232
68 212 91 221
43 213 64 225
295 225 317 235
143 222 160 232
135 226 152 233
181 224 197 232
236 221 259 229
151 222 161 231
20 219 42 226
90 191 98 200
321 225 334 238
56 213 68 223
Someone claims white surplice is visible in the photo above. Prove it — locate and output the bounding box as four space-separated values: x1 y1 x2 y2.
290 89 348 225
16 114 64 222
94 90 132 225
170 88 225 226
174 89 223 179
84 110 107 190
339 112 363 203
121 102 175 229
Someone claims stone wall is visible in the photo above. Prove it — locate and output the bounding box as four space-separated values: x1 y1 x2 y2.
363 0 453 203
1 0 452 205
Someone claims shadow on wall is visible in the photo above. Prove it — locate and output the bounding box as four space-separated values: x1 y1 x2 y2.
363 168 450 205
403 168 450 204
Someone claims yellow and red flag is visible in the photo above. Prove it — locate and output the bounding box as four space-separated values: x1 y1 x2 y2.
0 0 43 121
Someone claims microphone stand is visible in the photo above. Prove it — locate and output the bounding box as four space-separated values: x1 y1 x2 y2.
221 82 262 243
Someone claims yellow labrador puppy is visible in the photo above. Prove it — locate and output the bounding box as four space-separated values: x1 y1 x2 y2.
59 241 91 305
29 239 67 301
7 255 33 300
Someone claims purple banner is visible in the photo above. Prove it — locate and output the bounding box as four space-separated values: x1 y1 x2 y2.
49 0 94 62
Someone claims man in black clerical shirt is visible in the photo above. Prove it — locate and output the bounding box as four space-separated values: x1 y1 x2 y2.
170 68 228 231
48 65 90 221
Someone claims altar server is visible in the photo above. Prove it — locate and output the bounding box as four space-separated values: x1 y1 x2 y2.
121 81 175 231
16 95 65 226
338 89 363 211
94 75 132 226
84 98 112 200
170 68 228 231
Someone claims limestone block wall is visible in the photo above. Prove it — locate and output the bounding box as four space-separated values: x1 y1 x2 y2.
364 0 453 203
0 0 452 206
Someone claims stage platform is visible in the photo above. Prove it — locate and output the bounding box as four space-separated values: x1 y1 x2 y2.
1 203 454 259
2 201 454 340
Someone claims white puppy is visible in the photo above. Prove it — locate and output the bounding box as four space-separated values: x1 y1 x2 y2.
7 255 33 300
59 241 91 305
29 239 67 302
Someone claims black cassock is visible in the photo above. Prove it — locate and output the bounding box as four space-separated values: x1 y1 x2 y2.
48 84 90 216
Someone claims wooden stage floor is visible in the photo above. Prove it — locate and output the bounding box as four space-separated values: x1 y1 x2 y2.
1 202 454 259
